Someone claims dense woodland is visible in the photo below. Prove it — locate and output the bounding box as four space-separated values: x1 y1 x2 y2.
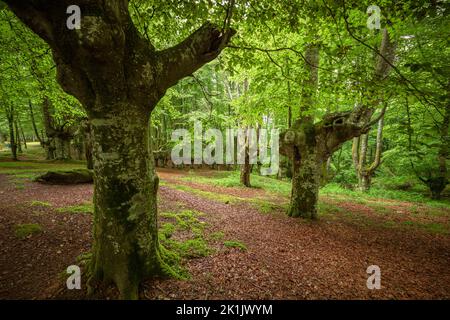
0 1 449 300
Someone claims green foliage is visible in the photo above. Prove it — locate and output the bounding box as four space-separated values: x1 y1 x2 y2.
14 223 42 239
182 171 292 196
0 159 85 175
30 200 51 207
223 240 247 251
209 231 225 241
321 183 450 208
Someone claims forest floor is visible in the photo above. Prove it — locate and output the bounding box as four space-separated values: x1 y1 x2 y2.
1 154 450 299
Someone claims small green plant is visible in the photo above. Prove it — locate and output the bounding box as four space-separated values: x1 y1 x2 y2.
14 180 25 190
159 209 213 261
177 238 211 258
15 223 43 239
30 200 52 207
248 200 280 214
318 202 342 216
210 231 225 241
224 240 247 251
160 210 205 234
159 222 176 239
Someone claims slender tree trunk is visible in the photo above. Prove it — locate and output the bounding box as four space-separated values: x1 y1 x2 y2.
41 96 55 160
28 100 42 144
240 146 251 187
14 120 22 153
240 128 251 187
84 121 94 170
18 119 27 149
353 116 384 191
6 111 17 161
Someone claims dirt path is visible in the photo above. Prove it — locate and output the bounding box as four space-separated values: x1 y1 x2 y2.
0 170 449 299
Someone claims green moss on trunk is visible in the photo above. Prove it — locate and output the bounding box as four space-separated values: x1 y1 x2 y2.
286 122 320 219
88 106 178 299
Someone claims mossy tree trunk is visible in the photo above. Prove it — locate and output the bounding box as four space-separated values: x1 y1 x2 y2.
89 107 162 299
288 140 320 219
5 0 234 299
280 29 395 219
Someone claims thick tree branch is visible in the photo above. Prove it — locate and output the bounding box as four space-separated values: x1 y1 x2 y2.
157 22 235 92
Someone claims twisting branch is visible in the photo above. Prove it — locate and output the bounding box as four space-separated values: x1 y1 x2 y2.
223 0 235 32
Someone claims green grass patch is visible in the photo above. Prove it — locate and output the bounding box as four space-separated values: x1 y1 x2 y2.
181 171 291 196
168 177 286 214
223 240 247 251
365 202 394 215
30 200 52 207
318 202 343 216
321 183 450 209
14 223 43 239
159 209 212 259
57 202 94 214
0 159 86 177
160 209 206 235
209 231 225 241
401 220 449 235
167 183 239 204
253 201 275 214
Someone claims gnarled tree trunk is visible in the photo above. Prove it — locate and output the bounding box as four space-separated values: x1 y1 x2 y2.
5 0 234 299
280 29 395 219
287 122 320 218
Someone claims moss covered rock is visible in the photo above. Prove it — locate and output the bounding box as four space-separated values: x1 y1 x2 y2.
34 169 93 184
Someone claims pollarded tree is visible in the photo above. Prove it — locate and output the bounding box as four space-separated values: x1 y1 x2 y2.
279 28 395 218
3 0 234 299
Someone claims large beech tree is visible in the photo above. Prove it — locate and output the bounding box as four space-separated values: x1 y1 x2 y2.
4 0 234 298
280 28 396 219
